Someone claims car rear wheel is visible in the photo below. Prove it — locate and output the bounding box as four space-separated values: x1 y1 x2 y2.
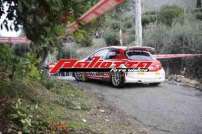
74 72 87 81
111 71 125 88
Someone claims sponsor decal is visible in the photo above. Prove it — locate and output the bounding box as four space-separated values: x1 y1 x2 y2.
50 57 152 74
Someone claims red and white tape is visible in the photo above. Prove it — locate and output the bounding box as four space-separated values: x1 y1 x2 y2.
155 54 202 59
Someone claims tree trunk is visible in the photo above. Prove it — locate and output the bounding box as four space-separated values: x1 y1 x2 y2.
41 47 49 67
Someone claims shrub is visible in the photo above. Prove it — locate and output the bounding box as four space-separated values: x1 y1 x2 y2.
41 79 55 89
104 32 120 46
111 22 120 30
73 30 93 47
144 11 157 15
158 5 184 26
196 0 202 8
195 12 202 20
0 45 41 80
142 15 157 27
144 17 202 79
193 8 202 20
57 47 78 59
10 98 48 133
0 45 12 72
128 35 136 44
124 21 133 29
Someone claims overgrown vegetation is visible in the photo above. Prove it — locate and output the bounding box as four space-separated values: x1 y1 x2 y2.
100 2 202 80
104 32 120 46
0 45 41 81
158 5 184 26
0 1 103 131
0 79 91 133
144 14 202 80
0 0 202 132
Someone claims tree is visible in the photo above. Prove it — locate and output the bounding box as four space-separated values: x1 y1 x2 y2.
158 5 184 26
0 0 98 64
0 0 100 81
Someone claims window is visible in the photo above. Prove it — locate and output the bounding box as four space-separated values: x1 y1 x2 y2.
91 49 109 59
106 49 120 59
126 51 153 60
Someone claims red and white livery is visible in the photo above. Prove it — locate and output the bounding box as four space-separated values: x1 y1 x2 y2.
73 46 165 87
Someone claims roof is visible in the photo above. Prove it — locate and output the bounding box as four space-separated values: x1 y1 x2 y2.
0 36 31 44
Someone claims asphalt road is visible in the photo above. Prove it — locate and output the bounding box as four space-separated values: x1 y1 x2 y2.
70 80 202 134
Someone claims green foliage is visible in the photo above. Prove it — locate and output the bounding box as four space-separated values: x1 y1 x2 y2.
0 0 99 40
193 8 202 20
13 53 41 80
128 35 136 44
195 12 202 20
104 32 120 46
144 16 202 79
10 98 48 133
159 5 184 26
73 30 93 47
142 15 157 27
124 19 133 29
0 0 99 79
144 11 157 15
0 45 12 71
0 79 91 132
57 47 78 59
0 45 41 81
41 79 55 90
196 0 202 8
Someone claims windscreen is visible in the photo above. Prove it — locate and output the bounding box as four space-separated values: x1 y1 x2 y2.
126 51 154 60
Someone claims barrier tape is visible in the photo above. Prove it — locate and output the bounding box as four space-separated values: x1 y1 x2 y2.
67 0 125 33
155 54 202 59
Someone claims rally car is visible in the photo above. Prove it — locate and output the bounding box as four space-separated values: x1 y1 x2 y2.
73 46 165 87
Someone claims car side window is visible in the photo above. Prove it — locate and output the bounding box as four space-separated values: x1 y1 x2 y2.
106 49 120 59
91 49 109 59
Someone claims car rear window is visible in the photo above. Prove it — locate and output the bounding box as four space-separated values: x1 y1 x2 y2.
126 51 153 60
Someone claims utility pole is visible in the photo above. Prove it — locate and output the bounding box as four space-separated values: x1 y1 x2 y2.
133 0 143 46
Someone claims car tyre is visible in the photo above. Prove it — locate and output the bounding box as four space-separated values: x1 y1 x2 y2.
111 71 125 88
74 72 87 81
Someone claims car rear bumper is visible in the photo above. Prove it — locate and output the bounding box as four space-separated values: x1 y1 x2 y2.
124 69 165 83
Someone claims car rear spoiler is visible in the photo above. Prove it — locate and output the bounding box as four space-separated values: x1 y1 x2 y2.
127 46 155 52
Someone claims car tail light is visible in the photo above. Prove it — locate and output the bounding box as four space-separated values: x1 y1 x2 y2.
148 62 162 72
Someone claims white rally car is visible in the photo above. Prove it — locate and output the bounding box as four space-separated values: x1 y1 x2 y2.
73 46 165 87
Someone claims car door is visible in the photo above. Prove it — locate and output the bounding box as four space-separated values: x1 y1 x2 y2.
86 48 109 80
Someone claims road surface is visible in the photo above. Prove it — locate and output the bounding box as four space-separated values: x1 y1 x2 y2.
70 80 202 134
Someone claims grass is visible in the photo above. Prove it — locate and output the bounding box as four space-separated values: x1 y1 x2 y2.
0 79 92 133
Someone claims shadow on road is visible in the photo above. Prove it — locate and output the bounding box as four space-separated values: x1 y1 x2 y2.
81 80 162 90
